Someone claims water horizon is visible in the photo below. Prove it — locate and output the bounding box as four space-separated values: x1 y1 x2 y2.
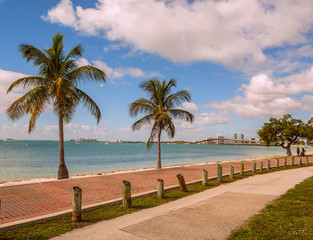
0 140 295 183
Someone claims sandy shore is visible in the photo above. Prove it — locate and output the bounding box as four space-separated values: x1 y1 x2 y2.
2 151 311 187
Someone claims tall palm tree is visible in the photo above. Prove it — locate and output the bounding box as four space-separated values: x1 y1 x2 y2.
129 78 194 169
6 33 106 179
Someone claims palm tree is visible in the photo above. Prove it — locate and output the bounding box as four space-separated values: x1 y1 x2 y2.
129 78 194 169
6 33 106 179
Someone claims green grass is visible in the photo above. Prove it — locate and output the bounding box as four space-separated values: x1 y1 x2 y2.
1 162 312 240
228 167 313 239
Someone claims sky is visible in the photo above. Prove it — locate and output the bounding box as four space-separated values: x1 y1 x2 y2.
1 0 313 142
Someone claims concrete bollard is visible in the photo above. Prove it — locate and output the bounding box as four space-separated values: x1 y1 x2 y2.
291 156 294 166
202 169 208 186
260 161 263 171
276 159 279 168
306 156 309 165
284 158 287 167
240 163 244 176
177 174 187 192
122 180 131 207
72 186 82 222
267 160 271 170
157 179 164 199
252 162 256 173
229 166 234 179
299 157 302 165
217 164 222 182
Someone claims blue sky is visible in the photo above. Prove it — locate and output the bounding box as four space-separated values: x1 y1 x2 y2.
1 0 313 141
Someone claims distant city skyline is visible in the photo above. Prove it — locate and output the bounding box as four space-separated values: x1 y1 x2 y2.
1 0 313 141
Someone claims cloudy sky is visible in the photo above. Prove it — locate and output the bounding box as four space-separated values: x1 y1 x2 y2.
1 0 313 141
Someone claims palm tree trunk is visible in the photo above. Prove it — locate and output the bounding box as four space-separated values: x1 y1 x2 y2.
57 101 69 179
157 127 162 169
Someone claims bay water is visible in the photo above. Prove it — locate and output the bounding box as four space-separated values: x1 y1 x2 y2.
0 140 291 182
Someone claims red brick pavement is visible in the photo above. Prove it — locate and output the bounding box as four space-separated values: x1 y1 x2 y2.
0 156 308 226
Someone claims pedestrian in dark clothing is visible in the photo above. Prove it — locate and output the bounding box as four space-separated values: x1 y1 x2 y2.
301 147 306 156
297 147 300 155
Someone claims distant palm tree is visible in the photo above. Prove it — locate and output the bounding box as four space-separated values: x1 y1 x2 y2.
6 33 106 179
129 78 194 169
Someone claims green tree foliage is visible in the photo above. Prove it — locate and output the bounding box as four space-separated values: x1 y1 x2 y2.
6 33 106 179
303 117 313 145
129 78 194 169
257 114 304 156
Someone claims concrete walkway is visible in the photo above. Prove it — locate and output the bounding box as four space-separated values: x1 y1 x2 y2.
52 166 313 240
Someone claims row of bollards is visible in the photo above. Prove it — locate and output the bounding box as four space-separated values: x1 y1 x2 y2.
70 174 188 222
69 155 309 222
216 156 309 183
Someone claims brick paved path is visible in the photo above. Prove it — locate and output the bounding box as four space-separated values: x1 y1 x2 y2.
0 156 306 226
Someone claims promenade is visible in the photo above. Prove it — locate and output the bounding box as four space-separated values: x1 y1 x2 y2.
0 156 306 230
53 165 313 240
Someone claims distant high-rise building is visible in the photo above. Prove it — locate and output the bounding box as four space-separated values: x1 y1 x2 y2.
239 133 244 140
233 133 237 139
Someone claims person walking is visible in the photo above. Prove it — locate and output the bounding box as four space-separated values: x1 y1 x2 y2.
301 147 306 156
297 147 300 155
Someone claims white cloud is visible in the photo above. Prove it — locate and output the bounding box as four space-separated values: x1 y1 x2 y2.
43 0 313 70
76 57 90 67
195 112 233 126
1 123 28 133
41 0 77 27
148 71 163 78
181 102 199 112
0 123 42 140
207 67 313 119
114 67 145 78
0 122 113 140
77 58 158 83
92 60 145 82
103 43 128 52
0 69 27 113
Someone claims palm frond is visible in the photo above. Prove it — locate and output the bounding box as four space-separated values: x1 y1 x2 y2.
131 114 155 131
19 44 48 66
164 118 175 138
6 86 50 126
147 121 158 150
163 78 176 96
28 90 50 133
74 88 102 123
64 44 83 61
167 109 194 122
51 32 65 63
7 76 48 93
139 78 159 93
52 86 80 124
67 65 106 85
129 98 155 117
164 90 191 109
60 44 83 76
61 60 78 76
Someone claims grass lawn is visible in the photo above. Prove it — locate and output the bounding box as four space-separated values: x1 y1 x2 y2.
228 171 313 239
0 162 312 240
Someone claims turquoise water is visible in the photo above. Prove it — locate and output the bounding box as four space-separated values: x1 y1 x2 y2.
0 141 290 182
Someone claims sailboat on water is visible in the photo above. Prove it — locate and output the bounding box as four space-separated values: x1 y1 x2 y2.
75 133 81 145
